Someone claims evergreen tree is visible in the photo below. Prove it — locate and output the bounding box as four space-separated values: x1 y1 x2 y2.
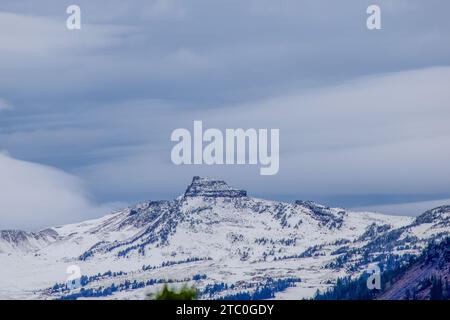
430 276 443 300
147 284 197 300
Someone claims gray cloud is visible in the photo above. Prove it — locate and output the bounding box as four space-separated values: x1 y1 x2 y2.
1 0 450 103
0 1 449 226
0 153 123 230
69 67 450 203
0 98 12 111
356 198 450 216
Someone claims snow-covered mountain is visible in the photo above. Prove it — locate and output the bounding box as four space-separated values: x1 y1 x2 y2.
0 229 59 254
0 177 449 300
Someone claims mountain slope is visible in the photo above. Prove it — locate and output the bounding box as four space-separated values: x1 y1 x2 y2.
0 229 59 254
0 177 448 300
315 237 450 300
379 237 450 300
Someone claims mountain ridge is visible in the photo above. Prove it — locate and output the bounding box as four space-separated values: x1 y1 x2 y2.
315 237 450 300
0 177 449 300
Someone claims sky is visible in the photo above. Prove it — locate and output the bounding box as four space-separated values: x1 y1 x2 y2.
1 0 450 229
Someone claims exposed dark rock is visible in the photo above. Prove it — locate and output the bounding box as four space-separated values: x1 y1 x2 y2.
184 176 247 198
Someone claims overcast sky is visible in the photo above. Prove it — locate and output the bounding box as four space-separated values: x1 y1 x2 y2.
1 1 450 229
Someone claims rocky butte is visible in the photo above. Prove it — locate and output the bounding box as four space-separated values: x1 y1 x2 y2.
183 176 247 198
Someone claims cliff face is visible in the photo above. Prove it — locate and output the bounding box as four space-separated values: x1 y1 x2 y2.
183 176 247 198
379 238 450 300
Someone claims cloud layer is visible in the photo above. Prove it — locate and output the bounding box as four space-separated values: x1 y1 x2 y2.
0 153 120 230
0 1 450 226
0 98 11 111
356 198 450 217
71 67 450 203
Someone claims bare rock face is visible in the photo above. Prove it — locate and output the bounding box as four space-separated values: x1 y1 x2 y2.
183 176 247 198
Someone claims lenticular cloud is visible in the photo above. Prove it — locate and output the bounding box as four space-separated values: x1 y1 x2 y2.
0 153 112 230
